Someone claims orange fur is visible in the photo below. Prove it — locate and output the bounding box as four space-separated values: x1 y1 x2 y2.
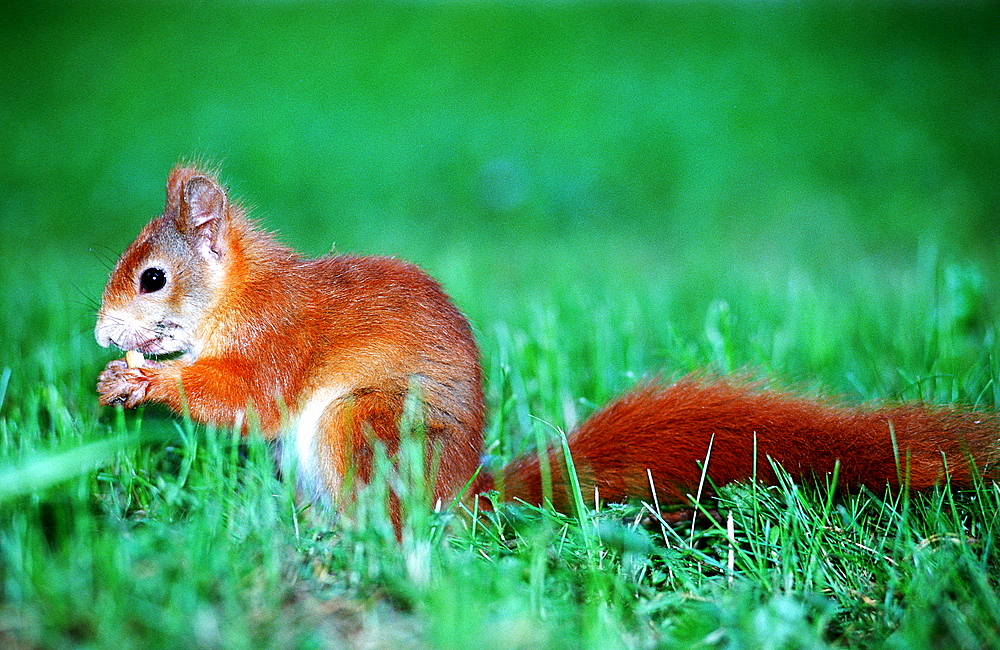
96 166 999 522
96 166 483 506
498 378 999 511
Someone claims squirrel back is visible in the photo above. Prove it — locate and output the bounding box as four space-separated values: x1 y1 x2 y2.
96 165 1000 520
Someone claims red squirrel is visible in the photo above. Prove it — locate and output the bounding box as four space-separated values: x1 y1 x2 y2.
96 165 999 515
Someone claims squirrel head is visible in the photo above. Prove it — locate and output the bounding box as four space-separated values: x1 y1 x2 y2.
95 166 235 358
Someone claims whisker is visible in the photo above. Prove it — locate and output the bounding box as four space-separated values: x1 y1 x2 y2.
69 283 102 312
89 245 120 271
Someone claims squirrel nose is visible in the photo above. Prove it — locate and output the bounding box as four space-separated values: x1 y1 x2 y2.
95 329 112 348
94 317 114 348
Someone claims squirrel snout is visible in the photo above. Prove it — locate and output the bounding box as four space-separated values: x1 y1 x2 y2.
94 312 140 351
94 317 118 349
94 312 189 357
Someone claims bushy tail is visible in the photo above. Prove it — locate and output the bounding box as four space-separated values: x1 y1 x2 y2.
496 376 1000 511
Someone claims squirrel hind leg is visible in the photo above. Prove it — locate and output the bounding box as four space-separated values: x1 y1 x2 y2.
298 386 481 516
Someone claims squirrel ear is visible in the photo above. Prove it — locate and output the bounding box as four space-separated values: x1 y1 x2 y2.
177 175 228 262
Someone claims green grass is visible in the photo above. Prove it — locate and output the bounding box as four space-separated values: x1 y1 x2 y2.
2 1 1000 647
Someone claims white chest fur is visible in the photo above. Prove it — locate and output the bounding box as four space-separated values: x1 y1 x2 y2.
286 384 350 503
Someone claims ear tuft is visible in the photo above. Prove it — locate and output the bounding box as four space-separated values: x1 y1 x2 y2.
182 176 226 228
173 172 229 261
165 165 210 215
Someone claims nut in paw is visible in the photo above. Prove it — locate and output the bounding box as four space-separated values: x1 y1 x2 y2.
97 359 150 408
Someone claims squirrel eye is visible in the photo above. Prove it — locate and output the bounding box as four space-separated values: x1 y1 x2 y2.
139 267 167 294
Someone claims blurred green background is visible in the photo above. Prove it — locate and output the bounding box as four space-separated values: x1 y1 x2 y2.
2 6 998 645
1 0 998 368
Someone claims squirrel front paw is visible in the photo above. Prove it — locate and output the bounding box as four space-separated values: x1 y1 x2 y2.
97 358 155 408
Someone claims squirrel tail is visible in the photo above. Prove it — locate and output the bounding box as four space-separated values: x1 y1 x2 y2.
491 376 1000 511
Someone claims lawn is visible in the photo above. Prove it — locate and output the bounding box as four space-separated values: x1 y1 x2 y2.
2 1 999 647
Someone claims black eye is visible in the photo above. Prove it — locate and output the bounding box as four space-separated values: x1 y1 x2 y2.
139 267 167 294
